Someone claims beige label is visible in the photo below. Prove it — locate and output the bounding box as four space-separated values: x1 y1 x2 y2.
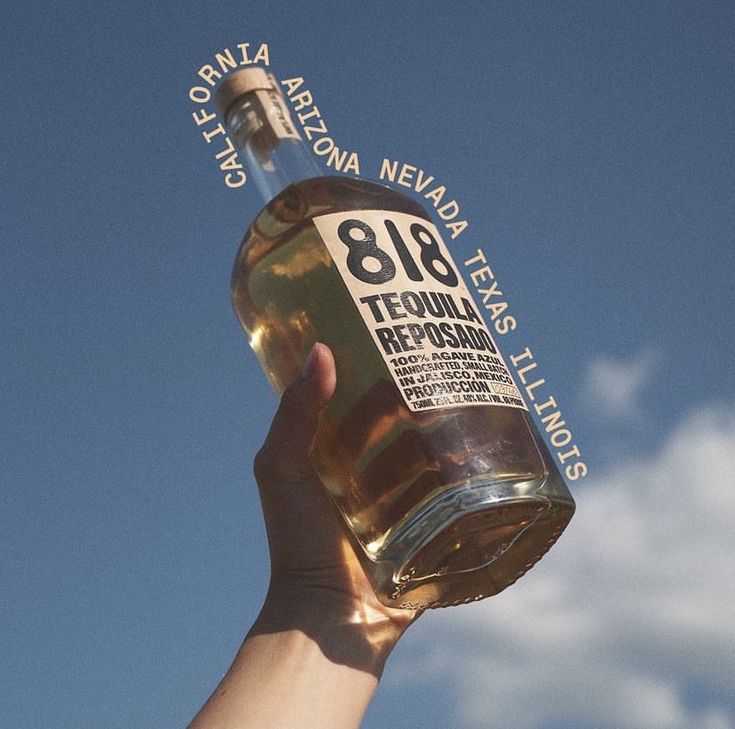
256 85 301 141
313 210 527 413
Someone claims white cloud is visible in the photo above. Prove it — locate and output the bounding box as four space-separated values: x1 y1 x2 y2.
580 347 659 422
390 402 735 729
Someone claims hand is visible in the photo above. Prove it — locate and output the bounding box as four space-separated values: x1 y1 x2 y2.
252 342 420 673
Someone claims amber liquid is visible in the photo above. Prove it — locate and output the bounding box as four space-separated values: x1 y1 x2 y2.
232 177 575 608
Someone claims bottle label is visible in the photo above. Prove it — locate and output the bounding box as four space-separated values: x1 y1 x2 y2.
258 77 301 141
313 210 528 412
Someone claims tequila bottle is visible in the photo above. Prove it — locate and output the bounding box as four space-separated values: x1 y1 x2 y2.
217 68 575 609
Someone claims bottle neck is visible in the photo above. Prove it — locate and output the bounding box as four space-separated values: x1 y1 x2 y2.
225 88 322 202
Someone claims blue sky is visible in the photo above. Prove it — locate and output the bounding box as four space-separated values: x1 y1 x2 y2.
2 2 734 727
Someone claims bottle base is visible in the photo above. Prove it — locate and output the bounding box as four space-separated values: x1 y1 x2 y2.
359 477 575 609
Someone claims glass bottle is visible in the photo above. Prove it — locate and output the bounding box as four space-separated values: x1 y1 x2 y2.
216 68 575 609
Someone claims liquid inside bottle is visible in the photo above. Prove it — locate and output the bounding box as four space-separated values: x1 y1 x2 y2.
231 175 575 609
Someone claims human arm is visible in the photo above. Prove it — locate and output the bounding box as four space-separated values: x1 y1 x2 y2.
188 343 419 729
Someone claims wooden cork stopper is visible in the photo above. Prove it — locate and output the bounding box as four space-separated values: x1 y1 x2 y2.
215 67 272 121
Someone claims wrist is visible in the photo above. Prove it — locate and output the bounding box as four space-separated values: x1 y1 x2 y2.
251 580 415 677
193 583 394 729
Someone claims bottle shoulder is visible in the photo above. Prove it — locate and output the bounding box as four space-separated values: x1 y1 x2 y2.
255 176 431 229
235 176 432 271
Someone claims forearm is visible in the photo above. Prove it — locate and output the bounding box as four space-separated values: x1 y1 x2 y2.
189 631 377 729
188 586 407 729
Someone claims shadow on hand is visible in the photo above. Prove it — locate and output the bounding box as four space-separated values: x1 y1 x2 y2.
248 343 420 677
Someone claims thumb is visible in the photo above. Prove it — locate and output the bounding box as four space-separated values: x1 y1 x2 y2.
255 343 336 483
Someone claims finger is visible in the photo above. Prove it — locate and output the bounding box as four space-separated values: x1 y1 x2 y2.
271 342 336 450
255 343 336 482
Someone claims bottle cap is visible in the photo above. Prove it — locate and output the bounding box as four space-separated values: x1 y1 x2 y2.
215 67 272 121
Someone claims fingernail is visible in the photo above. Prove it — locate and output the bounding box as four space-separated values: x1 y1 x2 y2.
303 343 320 380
